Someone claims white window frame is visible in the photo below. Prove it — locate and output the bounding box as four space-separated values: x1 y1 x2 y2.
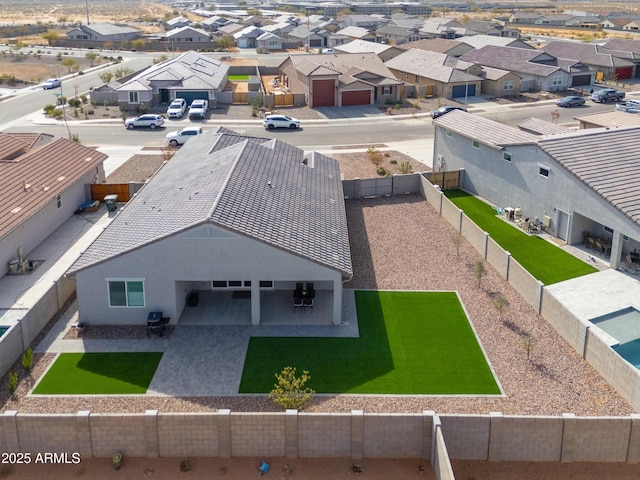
383 86 391 95
503 79 514 90
539 165 550 177
107 279 145 308
552 75 563 85
128 91 139 104
472 139 480 149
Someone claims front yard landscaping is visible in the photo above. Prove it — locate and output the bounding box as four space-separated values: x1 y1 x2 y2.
446 190 598 285
239 290 500 395
32 352 162 394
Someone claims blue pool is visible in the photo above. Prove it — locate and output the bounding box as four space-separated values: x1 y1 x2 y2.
592 307 640 368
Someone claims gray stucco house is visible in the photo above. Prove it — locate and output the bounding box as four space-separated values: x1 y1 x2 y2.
66 23 141 42
67 128 353 326
432 110 640 270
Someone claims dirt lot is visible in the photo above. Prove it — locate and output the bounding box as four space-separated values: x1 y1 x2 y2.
0 51 93 86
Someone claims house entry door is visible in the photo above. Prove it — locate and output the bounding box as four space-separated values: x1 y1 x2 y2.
160 89 169 104
557 210 569 241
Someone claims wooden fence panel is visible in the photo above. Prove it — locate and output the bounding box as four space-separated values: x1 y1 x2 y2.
232 92 249 104
274 93 294 107
425 171 460 190
91 184 130 202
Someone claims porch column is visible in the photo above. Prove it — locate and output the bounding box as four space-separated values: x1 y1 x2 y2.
332 278 342 325
251 281 260 325
610 231 624 270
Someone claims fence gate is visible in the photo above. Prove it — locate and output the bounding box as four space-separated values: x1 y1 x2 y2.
274 93 294 107
232 92 249 104
91 183 130 202
359 177 392 197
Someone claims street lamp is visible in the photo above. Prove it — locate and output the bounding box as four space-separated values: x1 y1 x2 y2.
49 64 72 140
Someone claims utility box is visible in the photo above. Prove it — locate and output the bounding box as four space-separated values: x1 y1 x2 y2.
104 194 118 212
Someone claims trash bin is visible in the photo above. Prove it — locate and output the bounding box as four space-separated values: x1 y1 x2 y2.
104 194 118 212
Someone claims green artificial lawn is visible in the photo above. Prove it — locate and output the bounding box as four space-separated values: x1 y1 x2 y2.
239 291 500 395
228 74 250 81
33 352 163 394
445 190 597 285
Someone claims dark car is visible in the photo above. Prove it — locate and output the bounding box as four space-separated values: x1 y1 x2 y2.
556 96 586 107
430 106 467 119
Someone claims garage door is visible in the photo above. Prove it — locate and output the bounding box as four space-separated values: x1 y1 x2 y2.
342 90 370 106
615 67 633 80
451 84 475 98
175 91 209 105
312 79 334 107
310 39 322 47
571 74 591 86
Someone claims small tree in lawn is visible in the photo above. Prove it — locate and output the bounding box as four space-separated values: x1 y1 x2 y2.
269 366 314 411
474 260 486 289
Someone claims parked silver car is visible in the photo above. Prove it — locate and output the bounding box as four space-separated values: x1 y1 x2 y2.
42 78 61 89
124 114 165 129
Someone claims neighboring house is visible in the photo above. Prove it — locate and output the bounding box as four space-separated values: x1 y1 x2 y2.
0 133 107 280
335 39 404 62
261 22 296 37
462 19 520 37
285 24 332 48
432 110 640 269
257 32 282 51
534 14 576 26
342 14 387 30
66 23 140 42
543 41 632 81
336 26 376 42
458 34 533 50
623 20 640 31
420 18 463 40
218 22 245 37
600 17 633 30
573 110 640 129
279 53 403 107
202 15 232 32
233 26 265 48
375 25 421 45
566 16 602 29
479 66 522 97
114 50 229 110
516 117 572 135
67 127 352 326
400 38 473 57
460 46 571 92
508 12 543 24
385 49 483 99
165 26 212 43
164 16 192 30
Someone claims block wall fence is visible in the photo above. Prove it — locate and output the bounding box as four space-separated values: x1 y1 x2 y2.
419 176 640 412
3 410 640 466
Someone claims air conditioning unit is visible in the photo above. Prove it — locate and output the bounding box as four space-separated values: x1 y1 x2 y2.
543 215 551 227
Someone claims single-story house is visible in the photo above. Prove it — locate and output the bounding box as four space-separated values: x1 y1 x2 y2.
67 127 353 326
460 46 571 92
284 24 332 48
233 26 265 48
165 26 212 43
164 16 192 30
623 21 640 31
335 39 404 62
419 18 463 40
278 52 403 107
457 34 534 51
400 38 474 58
66 23 140 42
534 14 576 26
114 50 229 110
375 25 421 45
202 16 232 32
336 26 376 42
342 14 388 30
508 12 543 24
0 133 107 280
479 66 522 97
573 110 640 129
257 32 282 51
385 49 484 99
432 110 640 269
543 41 635 81
462 20 520 37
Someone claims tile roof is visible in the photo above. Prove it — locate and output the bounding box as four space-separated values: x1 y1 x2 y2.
516 117 572 135
68 128 352 278
400 38 466 54
118 51 229 93
603 38 640 55
336 26 371 38
537 126 640 227
0 134 107 240
573 110 640 128
336 39 392 54
460 45 562 77
386 49 479 83
543 41 636 68
433 110 538 148
457 34 533 49
81 23 140 36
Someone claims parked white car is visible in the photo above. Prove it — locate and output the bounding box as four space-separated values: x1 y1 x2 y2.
42 78 61 89
615 99 640 113
188 99 209 119
166 98 187 118
124 114 165 129
165 126 203 146
262 114 300 130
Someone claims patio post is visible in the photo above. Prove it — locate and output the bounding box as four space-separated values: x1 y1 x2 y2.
251 281 260 325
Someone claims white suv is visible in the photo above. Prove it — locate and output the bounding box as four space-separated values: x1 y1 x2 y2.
263 114 300 130
166 98 187 118
165 126 203 146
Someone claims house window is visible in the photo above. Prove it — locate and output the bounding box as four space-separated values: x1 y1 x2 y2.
55 194 61 208
446 129 452 137
539 166 550 177
383 86 391 95
228 280 242 287
212 281 227 288
603 226 614 234
552 75 563 85
415 74 420 84
503 152 512 162
108 280 144 307
472 140 480 149
259 280 274 289
128 91 139 104
503 79 514 90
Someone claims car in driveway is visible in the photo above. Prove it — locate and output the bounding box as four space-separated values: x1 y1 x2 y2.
42 78 61 89
263 114 300 130
124 114 165 129
166 98 187 118
429 105 467 119
555 96 586 107
165 126 203 145
188 99 209 119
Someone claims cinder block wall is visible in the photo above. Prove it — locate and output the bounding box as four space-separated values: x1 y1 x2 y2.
230 413 285 457
506 258 540 310
439 414 490 460
461 214 485 255
157 413 219 457
298 413 351 457
363 413 427 458
90 414 147 457
571 417 631 462
16 414 80 454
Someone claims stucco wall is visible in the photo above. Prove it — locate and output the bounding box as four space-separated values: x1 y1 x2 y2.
76 226 342 324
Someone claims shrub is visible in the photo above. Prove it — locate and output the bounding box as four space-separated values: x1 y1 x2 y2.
389 159 397 164
399 161 413 174
80 95 88 104
7 371 17 394
43 103 56 114
269 366 314 410
21 348 33 371
376 166 388 176
366 146 383 167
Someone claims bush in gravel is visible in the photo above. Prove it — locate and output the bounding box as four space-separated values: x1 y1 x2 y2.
474 260 486 288
367 146 383 167
399 161 413 174
451 232 463 257
492 293 508 321
269 366 314 410
21 348 33 372
43 104 56 115
7 371 17 395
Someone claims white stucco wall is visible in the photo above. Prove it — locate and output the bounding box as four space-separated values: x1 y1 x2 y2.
75 225 344 325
